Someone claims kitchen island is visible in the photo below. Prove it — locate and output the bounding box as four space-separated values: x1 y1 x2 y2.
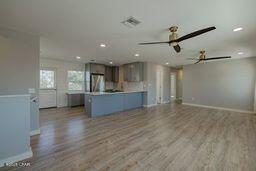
84 91 146 117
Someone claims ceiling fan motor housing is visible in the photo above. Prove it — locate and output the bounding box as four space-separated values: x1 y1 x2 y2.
169 33 178 46
169 26 179 46
200 50 206 59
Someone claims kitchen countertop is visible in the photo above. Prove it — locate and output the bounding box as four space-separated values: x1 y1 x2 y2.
66 91 85 95
84 91 147 96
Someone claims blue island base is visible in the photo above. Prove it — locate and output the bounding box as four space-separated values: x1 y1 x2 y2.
84 92 145 117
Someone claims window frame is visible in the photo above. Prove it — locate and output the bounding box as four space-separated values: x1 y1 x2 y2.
40 68 57 90
67 70 85 91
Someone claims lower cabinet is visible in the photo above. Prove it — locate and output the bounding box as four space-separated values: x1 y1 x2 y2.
67 94 84 107
85 92 144 117
124 93 143 110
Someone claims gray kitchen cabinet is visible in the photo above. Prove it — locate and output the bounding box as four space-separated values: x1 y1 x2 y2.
123 65 128 81
123 64 131 81
90 63 105 74
67 93 84 107
123 62 143 82
112 66 119 82
105 66 113 82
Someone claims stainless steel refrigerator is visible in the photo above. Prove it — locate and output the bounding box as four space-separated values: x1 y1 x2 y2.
90 74 105 92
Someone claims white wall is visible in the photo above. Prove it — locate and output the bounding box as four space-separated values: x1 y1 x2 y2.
0 27 40 96
170 68 183 100
145 62 170 106
40 58 85 107
183 57 256 112
176 69 183 100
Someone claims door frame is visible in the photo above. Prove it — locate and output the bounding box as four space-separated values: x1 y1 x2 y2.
170 72 177 102
39 67 57 108
156 70 163 104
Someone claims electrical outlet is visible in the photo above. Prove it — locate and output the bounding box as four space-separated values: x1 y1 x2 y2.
191 97 195 101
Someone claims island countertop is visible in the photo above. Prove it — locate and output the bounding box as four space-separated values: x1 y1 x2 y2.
84 90 147 96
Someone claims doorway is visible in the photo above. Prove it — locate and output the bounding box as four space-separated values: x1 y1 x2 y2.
156 70 163 104
170 72 177 102
39 68 57 108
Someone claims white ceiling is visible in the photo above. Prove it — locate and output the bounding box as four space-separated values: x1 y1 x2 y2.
0 0 255 66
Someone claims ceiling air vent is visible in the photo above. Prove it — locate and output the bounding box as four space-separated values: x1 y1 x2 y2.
122 17 141 28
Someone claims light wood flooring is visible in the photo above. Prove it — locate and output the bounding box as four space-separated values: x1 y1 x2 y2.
1 103 256 171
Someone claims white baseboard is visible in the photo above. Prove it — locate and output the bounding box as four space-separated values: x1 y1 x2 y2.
182 103 255 114
30 129 40 136
162 101 170 104
0 147 33 167
143 103 157 108
143 101 170 107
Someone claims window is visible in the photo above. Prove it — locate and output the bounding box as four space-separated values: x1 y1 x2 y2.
40 69 55 89
67 71 84 91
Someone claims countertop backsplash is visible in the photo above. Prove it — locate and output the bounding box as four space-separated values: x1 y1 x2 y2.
106 81 146 92
105 82 114 90
123 81 145 91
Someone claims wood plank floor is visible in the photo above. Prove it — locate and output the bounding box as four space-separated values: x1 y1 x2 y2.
1 103 256 171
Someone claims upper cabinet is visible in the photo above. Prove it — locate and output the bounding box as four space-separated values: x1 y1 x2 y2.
86 62 143 83
112 66 119 82
123 62 143 82
90 63 105 74
105 66 119 82
105 66 113 82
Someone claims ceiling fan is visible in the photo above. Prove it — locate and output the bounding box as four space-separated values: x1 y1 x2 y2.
139 26 216 53
187 50 231 64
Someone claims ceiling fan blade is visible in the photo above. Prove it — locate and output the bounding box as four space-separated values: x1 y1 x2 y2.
139 41 170 45
194 60 201 64
173 44 181 53
203 56 231 60
177 26 216 42
187 58 199 60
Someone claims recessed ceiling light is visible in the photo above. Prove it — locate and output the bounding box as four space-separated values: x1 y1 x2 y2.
109 61 113 64
233 27 243 32
135 53 140 57
165 62 169 65
238 52 244 55
100 43 106 47
76 56 81 59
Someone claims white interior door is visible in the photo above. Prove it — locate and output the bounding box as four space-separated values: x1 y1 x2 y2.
156 71 163 104
39 69 57 108
170 73 177 102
